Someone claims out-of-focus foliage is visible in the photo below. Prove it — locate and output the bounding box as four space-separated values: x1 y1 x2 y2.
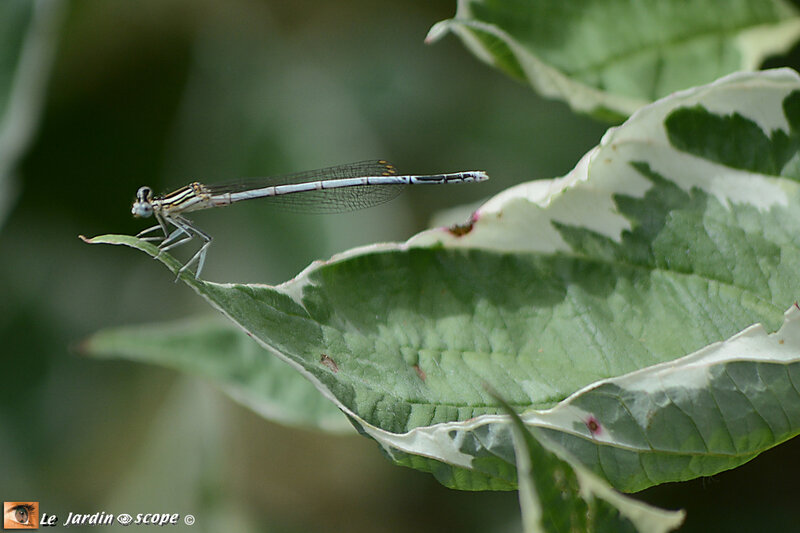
0 0 63 227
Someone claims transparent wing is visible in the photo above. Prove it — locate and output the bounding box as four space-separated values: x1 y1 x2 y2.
205 160 406 214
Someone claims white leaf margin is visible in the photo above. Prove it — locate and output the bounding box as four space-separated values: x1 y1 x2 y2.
233 68 800 483
510 412 686 533
200 284 800 487
334 300 800 485
408 68 800 254
425 0 800 118
86 67 800 487
278 69 800 303
426 16 646 118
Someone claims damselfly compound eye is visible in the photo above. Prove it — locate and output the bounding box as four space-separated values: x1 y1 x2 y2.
136 186 153 202
132 203 153 217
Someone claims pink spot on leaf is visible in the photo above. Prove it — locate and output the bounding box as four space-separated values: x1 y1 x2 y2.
586 416 602 435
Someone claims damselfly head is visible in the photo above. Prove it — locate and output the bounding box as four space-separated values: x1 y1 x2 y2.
132 186 154 218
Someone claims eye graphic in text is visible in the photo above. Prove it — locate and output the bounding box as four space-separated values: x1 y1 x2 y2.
3 502 39 529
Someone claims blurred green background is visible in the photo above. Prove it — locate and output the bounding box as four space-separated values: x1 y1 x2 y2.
2 1 800 531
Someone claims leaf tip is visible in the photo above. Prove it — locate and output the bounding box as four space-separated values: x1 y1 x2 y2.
425 20 452 44
78 233 137 246
70 335 94 358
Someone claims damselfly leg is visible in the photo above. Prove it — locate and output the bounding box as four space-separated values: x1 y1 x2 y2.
158 215 212 278
134 214 211 279
136 224 165 241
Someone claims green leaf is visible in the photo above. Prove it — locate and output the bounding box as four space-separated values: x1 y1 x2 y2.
498 395 684 533
86 69 800 492
427 0 800 120
81 315 351 433
0 0 64 227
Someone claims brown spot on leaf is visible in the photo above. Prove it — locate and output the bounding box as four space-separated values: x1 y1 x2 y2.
413 364 426 382
320 353 339 373
448 221 473 237
448 212 480 237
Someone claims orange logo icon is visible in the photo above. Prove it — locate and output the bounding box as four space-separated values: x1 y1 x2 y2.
3 502 38 529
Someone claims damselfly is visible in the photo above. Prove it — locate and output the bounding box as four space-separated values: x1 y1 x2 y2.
131 160 489 278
